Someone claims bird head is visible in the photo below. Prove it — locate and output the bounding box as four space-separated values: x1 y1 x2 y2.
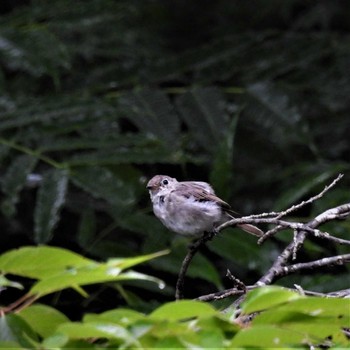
146 175 177 198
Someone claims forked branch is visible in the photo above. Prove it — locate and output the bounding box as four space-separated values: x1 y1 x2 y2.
175 174 350 300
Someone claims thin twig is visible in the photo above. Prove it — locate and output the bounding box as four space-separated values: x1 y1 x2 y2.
275 253 350 277
275 174 344 219
175 231 215 300
226 270 246 292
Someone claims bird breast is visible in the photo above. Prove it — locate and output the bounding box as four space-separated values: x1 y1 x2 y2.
152 192 222 236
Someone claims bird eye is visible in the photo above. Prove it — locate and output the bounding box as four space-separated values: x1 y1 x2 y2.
162 179 169 185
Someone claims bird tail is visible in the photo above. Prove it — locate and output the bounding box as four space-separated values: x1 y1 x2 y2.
237 223 264 237
224 210 264 237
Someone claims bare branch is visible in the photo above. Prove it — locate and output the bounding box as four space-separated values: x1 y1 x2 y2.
275 173 344 219
175 230 215 300
176 174 350 301
275 254 350 278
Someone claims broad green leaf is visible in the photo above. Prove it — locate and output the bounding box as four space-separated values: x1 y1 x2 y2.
196 329 226 349
253 310 349 344
0 246 165 298
0 154 37 216
34 168 68 243
175 87 230 152
241 286 302 314
231 325 304 347
107 250 169 270
0 341 21 348
84 308 145 325
19 304 69 338
256 297 350 324
42 333 69 349
56 321 132 341
150 300 217 321
30 269 165 297
0 314 38 348
154 337 185 349
0 246 94 279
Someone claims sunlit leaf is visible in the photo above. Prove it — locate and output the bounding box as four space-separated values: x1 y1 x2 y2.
56 321 133 342
231 325 304 348
30 269 165 297
19 304 69 338
150 300 217 321
0 314 38 348
0 246 94 279
241 286 302 314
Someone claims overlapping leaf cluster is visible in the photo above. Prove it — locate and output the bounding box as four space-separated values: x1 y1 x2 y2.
0 1 349 343
0 261 348 350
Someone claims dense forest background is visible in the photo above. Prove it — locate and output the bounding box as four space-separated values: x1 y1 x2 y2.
1 0 350 321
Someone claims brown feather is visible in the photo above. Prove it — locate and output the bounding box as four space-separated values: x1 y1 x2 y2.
174 183 232 210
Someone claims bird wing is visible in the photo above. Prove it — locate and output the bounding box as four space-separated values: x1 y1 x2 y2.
174 182 231 210
181 181 215 194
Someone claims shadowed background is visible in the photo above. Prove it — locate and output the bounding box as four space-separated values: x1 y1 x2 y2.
0 0 349 317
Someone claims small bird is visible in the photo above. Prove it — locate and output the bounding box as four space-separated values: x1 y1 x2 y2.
146 175 263 237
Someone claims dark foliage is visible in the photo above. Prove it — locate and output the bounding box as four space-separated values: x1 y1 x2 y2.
0 0 349 316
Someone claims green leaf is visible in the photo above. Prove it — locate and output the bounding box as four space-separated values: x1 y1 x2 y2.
255 297 350 325
0 154 37 216
19 304 69 338
150 300 217 321
0 314 38 348
0 246 166 297
42 333 69 349
84 308 145 325
0 341 21 349
107 250 170 270
241 286 302 314
253 312 348 345
0 246 95 279
231 325 304 348
176 87 230 152
56 321 132 342
34 168 68 243
30 270 164 297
